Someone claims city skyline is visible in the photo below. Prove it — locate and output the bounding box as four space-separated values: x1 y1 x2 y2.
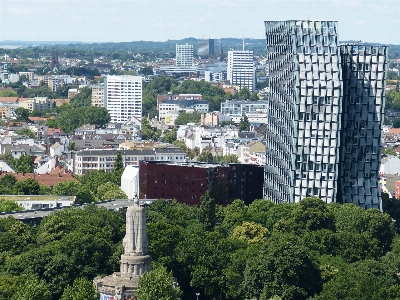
0 0 399 44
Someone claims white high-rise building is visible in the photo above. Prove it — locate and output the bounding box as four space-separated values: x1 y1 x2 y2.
104 75 142 123
227 50 255 92
176 44 194 67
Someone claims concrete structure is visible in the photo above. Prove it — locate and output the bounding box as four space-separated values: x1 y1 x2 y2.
176 43 194 67
105 75 142 123
95 199 151 299
263 20 387 209
227 50 255 91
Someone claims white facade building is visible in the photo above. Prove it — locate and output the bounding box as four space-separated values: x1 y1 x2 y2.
121 165 139 199
176 44 194 67
104 75 142 123
227 50 255 91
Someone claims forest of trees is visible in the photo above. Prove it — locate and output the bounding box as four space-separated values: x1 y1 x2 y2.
0 193 399 299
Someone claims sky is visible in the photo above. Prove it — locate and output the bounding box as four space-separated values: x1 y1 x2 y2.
0 0 399 44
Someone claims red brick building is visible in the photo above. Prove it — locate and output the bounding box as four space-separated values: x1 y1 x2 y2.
139 161 264 206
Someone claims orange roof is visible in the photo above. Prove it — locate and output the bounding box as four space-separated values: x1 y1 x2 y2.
0 169 77 187
0 97 18 102
29 117 48 122
47 128 64 135
388 128 400 135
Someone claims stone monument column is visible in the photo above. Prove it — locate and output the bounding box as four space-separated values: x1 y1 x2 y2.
94 198 151 299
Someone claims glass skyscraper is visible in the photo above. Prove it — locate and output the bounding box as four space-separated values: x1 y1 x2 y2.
264 20 387 209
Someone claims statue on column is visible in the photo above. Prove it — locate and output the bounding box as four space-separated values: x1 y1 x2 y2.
124 198 149 256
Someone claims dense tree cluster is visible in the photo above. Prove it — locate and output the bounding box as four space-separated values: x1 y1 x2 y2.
0 205 124 299
48 104 110 132
0 191 398 299
143 196 397 300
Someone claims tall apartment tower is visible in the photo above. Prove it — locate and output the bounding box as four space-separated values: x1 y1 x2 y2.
176 44 194 67
104 75 142 123
263 20 387 209
227 50 255 92
338 44 387 208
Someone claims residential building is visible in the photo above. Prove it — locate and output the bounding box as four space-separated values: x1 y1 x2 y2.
227 50 255 91
159 99 209 122
19 97 51 112
220 100 268 123
200 112 231 126
157 94 202 109
176 43 194 67
104 75 142 123
91 85 104 107
204 70 227 82
263 20 387 209
73 148 186 175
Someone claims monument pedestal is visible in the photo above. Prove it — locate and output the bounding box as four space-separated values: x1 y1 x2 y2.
94 199 151 300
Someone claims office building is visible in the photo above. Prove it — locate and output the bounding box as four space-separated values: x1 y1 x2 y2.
104 75 142 123
139 161 264 206
176 44 194 67
227 50 255 91
197 39 215 56
263 20 387 209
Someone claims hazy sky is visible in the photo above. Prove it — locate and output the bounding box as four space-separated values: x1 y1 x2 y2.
0 0 399 44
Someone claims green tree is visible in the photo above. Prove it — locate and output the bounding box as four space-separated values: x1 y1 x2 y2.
0 174 17 194
13 178 40 195
382 193 400 230
237 87 251 100
13 107 30 122
96 182 126 201
13 154 34 173
70 86 92 108
217 154 239 163
231 221 268 244
147 220 183 269
243 233 322 300
0 199 24 212
11 275 50 300
313 259 400 300
0 90 17 97
393 117 400 128
174 111 201 126
238 115 250 131
113 150 124 171
199 191 216 231
197 150 214 162
16 128 36 138
60 278 98 300
136 265 182 300
162 129 177 143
